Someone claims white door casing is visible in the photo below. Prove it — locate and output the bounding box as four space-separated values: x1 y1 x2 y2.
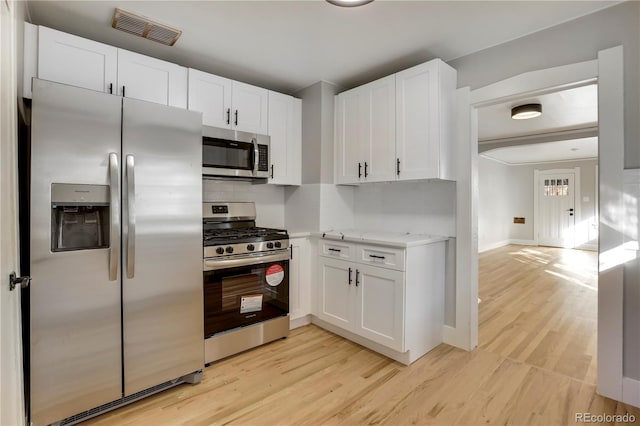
459 47 625 403
537 170 576 248
1 1 25 424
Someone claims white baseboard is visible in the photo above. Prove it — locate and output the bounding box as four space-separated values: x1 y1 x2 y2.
623 377 640 408
478 240 510 253
290 314 311 330
509 239 537 246
577 243 598 251
442 325 475 351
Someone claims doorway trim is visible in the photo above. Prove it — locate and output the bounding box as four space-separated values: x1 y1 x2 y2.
453 46 625 403
533 167 581 248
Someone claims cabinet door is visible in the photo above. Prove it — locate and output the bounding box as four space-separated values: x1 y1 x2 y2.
396 61 439 180
188 68 232 128
231 81 268 134
363 75 396 183
289 239 310 323
355 264 404 351
268 91 301 185
38 26 117 94
335 90 365 184
117 49 188 108
317 257 354 330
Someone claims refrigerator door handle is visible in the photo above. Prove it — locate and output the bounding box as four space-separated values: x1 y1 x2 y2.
109 152 120 281
126 154 136 278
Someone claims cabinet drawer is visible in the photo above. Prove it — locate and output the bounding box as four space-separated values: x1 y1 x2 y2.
319 240 355 260
357 245 405 271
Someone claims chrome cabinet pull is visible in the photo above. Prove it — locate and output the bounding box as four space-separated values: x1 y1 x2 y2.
126 155 136 278
108 152 120 281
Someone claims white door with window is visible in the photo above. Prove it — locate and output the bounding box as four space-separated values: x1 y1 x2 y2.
538 171 576 248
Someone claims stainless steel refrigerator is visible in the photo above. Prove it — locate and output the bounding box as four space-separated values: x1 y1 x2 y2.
28 79 204 425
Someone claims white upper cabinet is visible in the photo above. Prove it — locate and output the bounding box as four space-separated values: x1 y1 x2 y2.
335 75 396 184
365 76 396 183
232 81 269 134
187 70 268 134
117 49 187 109
335 88 364 185
268 91 301 185
34 25 187 108
188 68 232 128
334 58 456 184
38 26 117 95
396 59 456 181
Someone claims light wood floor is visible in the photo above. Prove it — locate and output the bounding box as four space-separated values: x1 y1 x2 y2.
86 245 639 425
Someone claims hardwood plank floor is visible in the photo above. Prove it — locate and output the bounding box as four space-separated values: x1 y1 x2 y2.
85 245 639 425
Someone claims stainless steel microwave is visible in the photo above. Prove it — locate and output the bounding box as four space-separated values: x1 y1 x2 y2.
202 126 270 179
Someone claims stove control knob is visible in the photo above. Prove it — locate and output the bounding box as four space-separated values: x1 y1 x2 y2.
266 242 274 249
247 244 255 251
225 246 234 254
216 247 224 255
274 241 282 248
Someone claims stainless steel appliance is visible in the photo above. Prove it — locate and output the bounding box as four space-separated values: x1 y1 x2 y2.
202 125 270 180
202 202 289 363
28 79 204 426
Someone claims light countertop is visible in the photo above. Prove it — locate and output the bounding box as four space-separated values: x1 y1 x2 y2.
312 229 450 248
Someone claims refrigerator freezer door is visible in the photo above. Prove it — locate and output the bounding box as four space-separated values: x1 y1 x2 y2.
121 97 204 395
30 79 123 425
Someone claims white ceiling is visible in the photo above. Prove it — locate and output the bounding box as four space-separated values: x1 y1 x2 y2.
482 137 598 165
478 83 598 165
26 1 620 94
478 84 598 141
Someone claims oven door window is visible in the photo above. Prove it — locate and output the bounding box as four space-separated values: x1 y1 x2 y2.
204 261 289 337
203 137 254 170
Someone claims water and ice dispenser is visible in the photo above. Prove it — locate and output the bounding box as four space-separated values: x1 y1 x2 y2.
50 183 110 252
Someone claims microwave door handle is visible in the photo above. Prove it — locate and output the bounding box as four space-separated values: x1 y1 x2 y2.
252 138 259 175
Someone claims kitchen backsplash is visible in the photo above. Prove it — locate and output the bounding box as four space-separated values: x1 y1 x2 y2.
203 180 285 228
353 180 456 236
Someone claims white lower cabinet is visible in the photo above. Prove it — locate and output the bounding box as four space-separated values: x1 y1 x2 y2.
356 265 404 352
318 256 354 330
315 239 445 365
317 257 403 352
289 237 311 329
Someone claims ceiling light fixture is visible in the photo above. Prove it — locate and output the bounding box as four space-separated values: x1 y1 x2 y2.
511 103 542 120
326 0 374 7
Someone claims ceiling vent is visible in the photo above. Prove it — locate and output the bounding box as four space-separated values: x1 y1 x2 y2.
112 8 181 46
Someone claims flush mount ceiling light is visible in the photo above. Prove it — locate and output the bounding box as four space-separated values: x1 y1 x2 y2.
112 8 182 46
511 103 542 120
326 0 374 7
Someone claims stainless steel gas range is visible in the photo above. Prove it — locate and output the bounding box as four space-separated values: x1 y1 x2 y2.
202 202 290 364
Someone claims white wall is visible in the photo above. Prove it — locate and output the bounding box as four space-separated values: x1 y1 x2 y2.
478 157 512 251
449 1 639 169
479 157 598 251
203 180 285 228
352 181 456 236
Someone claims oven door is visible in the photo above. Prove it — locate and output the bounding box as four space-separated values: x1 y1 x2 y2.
204 254 289 337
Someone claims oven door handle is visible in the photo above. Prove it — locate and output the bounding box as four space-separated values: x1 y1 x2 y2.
204 251 290 271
